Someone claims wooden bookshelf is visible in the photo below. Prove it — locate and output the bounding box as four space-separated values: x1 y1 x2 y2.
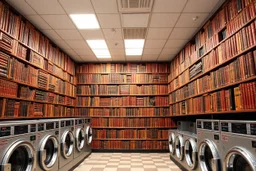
88 116 173 118
93 138 169 141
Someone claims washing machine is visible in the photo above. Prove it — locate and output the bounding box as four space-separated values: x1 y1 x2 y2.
197 119 222 171
84 118 92 157
73 118 86 164
0 121 37 171
174 130 186 166
58 118 75 171
183 131 200 171
168 129 177 157
36 119 59 171
220 120 256 171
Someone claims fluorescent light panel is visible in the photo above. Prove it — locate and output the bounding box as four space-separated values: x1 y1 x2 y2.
86 40 108 49
124 39 145 48
70 14 100 29
125 49 143 56
92 49 111 58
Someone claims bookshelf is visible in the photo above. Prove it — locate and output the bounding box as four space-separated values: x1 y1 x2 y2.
0 1 76 119
168 0 256 117
75 63 175 151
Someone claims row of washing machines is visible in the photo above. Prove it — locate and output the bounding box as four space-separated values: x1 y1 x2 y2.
169 119 256 171
0 117 92 171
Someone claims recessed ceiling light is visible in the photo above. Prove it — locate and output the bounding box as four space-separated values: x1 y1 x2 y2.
125 39 145 48
92 49 111 58
86 40 108 49
70 14 100 29
125 49 143 56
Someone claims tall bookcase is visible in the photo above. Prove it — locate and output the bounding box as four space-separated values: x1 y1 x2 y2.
168 0 256 119
0 1 76 119
75 63 176 151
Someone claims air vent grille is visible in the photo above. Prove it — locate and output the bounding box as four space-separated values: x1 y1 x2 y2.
118 0 154 13
123 28 147 39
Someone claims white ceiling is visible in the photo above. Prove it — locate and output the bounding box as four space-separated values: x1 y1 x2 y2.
7 0 225 62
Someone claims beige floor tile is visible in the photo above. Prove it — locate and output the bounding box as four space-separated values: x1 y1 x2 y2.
118 165 131 168
103 168 118 171
143 165 157 168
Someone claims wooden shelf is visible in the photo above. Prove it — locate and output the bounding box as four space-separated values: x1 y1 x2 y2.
169 76 256 105
76 94 169 97
76 72 170 74
170 110 256 117
169 44 256 94
77 83 168 85
0 116 79 120
92 127 174 129
89 116 173 118
168 17 256 84
76 106 169 108
93 138 168 141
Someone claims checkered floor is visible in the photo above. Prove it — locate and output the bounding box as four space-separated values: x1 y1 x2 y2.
74 153 181 171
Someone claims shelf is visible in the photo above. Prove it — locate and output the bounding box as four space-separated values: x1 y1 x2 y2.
168 17 256 84
170 110 256 117
92 149 169 152
76 72 170 74
169 44 256 94
77 83 168 85
93 138 168 141
88 116 173 118
76 94 169 97
169 76 256 105
76 106 169 108
92 127 174 129
0 116 79 120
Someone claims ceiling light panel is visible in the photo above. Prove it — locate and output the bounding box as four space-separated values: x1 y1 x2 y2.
70 14 100 29
86 40 108 49
92 49 111 58
125 39 144 48
125 49 143 56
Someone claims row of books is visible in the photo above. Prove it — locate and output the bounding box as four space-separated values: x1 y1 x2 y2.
77 84 168 95
74 107 170 117
91 118 173 127
0 79 17 97
76 96 168 107
76 63 169 73
169 51 256 103
92 140 168 150
77 73 168 84
169 0 255 80
170 81 256 115
92 129 168 139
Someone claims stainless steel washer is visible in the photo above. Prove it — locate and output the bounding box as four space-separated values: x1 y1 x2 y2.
220 120 256 171
197 119 222 171
168 129 177 157
84 118 92 157
73 118 86 164
175 130 185 162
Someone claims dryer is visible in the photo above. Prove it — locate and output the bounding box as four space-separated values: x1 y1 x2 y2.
197 119 222 171
168 129 177 157
0 122 37 171
59 119 75 171
220 120 256 171
84 118 92 157
73 118 86 164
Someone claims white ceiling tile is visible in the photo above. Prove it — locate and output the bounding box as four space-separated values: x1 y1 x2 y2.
141 54 159 61
58 0 94 14
79 30 104 39
109 49 125 55
126 56 142 61
55 30 83 40
184 0 219 12
42 30 62 41
107 40 124 49
25 15 51 30
6 0 37 15
143 49 162 55
165 39 187 48
153 0 187 12
161 48 180 55
80 55 98 62
75 49 94 56
63 49 77 56
144 39 167 49
65 40 90 49
103 29 122 39
91 0 118 13
157 54 173 61
25 0 65 14
53 40 71 50
71 55 84 62
147 28 172 39
42 15 76 29
176 13 209 27
169 27 197 39
150 14 180 28
111 55 126 61
122 14 149 27
97 14 121 28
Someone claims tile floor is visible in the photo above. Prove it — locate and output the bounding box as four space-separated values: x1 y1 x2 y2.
74 153 181 171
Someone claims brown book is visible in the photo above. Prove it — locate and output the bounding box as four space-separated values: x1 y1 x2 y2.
234 86 242 110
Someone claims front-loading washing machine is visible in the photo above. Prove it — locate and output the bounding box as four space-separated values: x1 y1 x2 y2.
0 121 37 171
197 119 222 171
36 119 59 171
58 118 75 171
174 130 185 163
84 118 92 157
168 129 177 157
73 118 86 164
220 120 256 171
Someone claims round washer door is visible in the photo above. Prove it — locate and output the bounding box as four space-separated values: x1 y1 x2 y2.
1 140 35 171
175 135 184 161
198 139 221 171
168 132 175 155
39 135 59 171
85 126 92 145
75 127 85 152
61 130 74 159
185 138 198 170
224 146 256 171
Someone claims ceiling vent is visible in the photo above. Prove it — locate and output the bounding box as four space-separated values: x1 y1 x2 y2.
118 0 154 13
123 28 147 39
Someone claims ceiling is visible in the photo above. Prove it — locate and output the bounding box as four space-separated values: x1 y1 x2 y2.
6 0 225 62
